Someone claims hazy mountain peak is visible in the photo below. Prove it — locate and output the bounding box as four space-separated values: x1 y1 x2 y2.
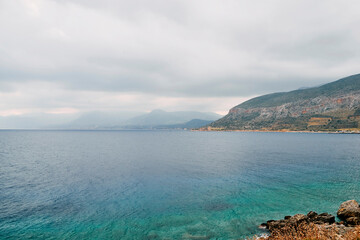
124 110 222 127
150 109 167 113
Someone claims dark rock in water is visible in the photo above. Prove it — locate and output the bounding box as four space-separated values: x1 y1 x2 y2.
265 220 274 228
313 213 335 224
258 223 267 229
337 200 360 221
146 232 160 240
183 233 211 240
267 219 287 232
284 215 291 220
307 211 318 219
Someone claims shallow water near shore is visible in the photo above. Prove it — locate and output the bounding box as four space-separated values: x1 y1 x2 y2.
1 130 360 239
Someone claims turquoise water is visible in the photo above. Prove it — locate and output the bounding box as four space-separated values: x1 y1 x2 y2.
1 130 360 239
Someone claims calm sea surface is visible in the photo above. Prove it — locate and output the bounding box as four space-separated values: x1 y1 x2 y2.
1 130 360 239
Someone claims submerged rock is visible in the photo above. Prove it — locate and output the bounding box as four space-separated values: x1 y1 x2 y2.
182 233 211 240
203 202 233 211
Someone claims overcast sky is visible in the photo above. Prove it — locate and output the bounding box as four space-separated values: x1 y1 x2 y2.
0 0 359 116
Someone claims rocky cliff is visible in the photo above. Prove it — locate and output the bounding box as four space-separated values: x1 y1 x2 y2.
204 74 360 132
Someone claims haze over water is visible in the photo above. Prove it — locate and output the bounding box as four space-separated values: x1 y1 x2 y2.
1 130 360 239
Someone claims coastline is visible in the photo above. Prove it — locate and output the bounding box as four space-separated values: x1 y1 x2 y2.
253 200 360 240
192 128 360 134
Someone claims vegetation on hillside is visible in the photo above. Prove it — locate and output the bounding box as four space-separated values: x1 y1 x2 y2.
238 74 360 109
205 74 360 132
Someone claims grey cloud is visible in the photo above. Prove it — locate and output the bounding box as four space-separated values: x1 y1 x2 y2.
0 0 359 114
266 32 359 66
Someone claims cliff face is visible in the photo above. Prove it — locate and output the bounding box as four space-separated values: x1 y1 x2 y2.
206 74 360 131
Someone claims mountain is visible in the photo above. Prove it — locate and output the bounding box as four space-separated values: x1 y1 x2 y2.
61 111 144 129
204 74 360 132
0 110 221 130
155 119 214 129
123 110 222 128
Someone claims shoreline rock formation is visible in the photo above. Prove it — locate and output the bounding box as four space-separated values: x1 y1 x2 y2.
259 200 360 239
337 200 360 225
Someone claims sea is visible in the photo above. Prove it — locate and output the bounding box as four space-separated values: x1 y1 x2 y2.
1 130 360 239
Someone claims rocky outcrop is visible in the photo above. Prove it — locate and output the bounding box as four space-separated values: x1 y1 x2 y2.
264 212 335 233
260 200 360 239
337 200 360 225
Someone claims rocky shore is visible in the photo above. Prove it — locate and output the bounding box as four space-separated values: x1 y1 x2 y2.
257 200 360 239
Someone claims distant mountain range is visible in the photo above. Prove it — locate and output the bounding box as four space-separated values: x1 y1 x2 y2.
155 119 214 129
122 110 221 129
0 110 222 130
203 74 360 132
60 111 143 129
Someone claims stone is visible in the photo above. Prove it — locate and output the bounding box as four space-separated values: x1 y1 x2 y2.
267 220 287 232
313 213 335 224
345 217 360 225
307 211 318 219
260 200 360 239
288 214 308 224
266 214 310 232
264 212 337 233
336 225 355 236
337 200 360 220
258 223 267 229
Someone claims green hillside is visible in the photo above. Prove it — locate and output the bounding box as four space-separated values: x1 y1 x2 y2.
238 74 360 109
204 74 360 132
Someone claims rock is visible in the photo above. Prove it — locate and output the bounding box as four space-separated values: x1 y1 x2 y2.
335 224 355 236
289 214 308 223
259 223 267 229
337 200 360 220
345 217 360 225
264 212 337 233
267 220 287 232
265 219 274 228
266 214 310 232
307 211 318 219
313 213 335 224
260 200 360 239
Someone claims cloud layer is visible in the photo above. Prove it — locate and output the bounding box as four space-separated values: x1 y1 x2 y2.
0 0 359 115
